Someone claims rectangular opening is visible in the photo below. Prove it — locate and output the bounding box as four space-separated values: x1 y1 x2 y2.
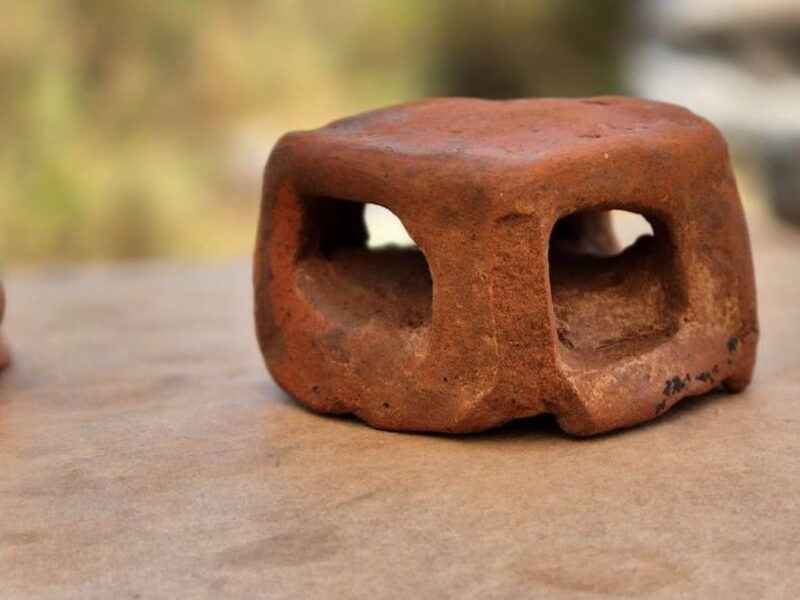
548 209 682 362
296 196 432 330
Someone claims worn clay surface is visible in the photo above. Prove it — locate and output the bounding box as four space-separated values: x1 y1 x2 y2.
255 96 758 435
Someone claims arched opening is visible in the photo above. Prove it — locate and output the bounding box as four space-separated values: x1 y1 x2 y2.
548 209 682 361
297 197 432 330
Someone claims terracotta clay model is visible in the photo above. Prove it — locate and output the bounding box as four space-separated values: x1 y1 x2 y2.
0 281 9 369
254 97 758 435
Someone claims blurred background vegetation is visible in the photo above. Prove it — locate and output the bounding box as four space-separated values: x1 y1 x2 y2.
0 0 628 264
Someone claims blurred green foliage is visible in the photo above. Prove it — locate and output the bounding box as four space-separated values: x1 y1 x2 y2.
0 0 625 264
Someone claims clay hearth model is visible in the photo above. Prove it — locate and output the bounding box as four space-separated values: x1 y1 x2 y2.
254 97 758 435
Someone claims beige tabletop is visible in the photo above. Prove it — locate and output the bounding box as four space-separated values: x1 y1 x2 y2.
1 206 799 599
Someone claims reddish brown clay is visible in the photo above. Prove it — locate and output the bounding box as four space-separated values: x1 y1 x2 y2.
254 97 758 435
0 281 9 369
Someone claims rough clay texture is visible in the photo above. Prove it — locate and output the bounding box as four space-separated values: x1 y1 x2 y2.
0 281 9 369
254 96 758 435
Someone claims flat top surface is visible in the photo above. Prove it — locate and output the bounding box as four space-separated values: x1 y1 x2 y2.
312 96 710 160
1 206 799 599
